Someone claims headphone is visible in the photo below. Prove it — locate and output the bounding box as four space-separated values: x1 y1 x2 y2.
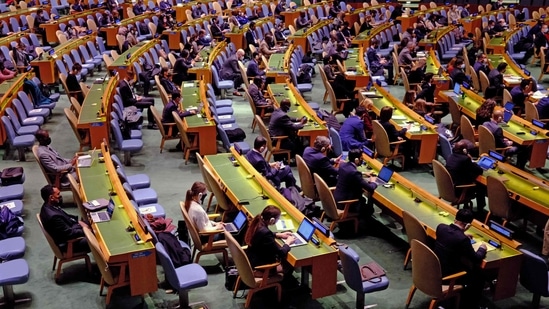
462 148 468 154
198 192 203 199
320 146 326 153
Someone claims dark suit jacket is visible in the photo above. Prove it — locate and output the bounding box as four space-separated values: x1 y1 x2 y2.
268 108 303 137
160 76 178 95
118 79 137 107
40 203 83 246
248 83 267 106
445 152 483 186
434 223 486 276
417 82 436 103
245 29 258 47
246 225 290 267
483 120 506 148
380 120 407 142
333 162 376 206
450 68 470 85
246 59 264 77
303 147 338 187
220 54 239 80
245 149 275 178
340 115 367 151
488 69 504 88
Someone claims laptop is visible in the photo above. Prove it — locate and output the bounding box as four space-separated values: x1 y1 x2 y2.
504 102 515 112
374 166 394 185
500 110 513 127
477 156 496 170
363 146 374 158
224 211 247 233
524 69 531 76
90 199 115 223
453 83 462 96
289 218 316 247
489 150 505 162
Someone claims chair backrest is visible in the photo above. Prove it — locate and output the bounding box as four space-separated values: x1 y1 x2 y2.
503 89 512 108
447 97 462 128
479 70 489 93
172 111 192 149
110 119 125 148
314 173 340 220
5 107 22 131
338 245 363 292
82 225 116 285
255 114 274 153
432 159 457 204
486 175 512 219
1 116 16 143
520 249 549 296
438 134 452 161
238 60 250 88
372 120 392 157
525 101 540 122
478 125 495 155
150 105 168 138
216 124 231 151
67 173 87 219
155 242 183 290
36 213 64 259
295 154 317 200
179 201 204 248
64 107 89 148
329 127 343 157
460 115 476 143
411 239 444 298
224 231 257 288
196 154 213 193
470 69 480 92
402 211 428 249
203 164 232 212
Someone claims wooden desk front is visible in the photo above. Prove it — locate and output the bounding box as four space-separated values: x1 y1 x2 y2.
362 155 523 301
343 47 369 87
100 13 154 47
180 80 217 155
40 8 103 43
266 53 289 83
0 73 30 146
204 150 338 299
78 75 118 148
78 146 156 297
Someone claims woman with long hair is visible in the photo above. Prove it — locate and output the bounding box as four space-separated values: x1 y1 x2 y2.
475 99 496 128
402 90 416 108
244 206 295 275
184 182 224 241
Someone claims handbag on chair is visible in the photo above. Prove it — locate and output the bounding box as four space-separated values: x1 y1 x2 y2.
360 261 386 283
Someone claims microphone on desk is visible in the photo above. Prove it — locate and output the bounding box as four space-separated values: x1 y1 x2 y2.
248 174 269 199
479 224 503 249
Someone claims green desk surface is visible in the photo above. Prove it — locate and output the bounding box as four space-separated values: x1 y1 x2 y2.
352 23 391 44
205 153 335 258
268 83 326 133
343 48 367 76
443 90 548 144
486 54 522 78
483 162 549 215
267 53 286 74
357 163 521 262
110 41 153 67
488 29 517 47
290 19 331 38
370 91 438 136
420 26 453 45
0 6 44 19
79 81 109 124
101 13 153 29
180 81 214 129
78 151 154 256
425 53 450 80
50 35 95 56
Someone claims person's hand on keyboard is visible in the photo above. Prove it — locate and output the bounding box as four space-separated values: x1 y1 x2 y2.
284 235 296 246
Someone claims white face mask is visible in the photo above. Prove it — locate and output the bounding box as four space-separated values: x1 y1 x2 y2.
460 64 465 69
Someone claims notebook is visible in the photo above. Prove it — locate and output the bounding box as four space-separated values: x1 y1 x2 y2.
374 166 394 185
224 211 247 233
90 199 115 223
477 156 496 170
289 218 316 247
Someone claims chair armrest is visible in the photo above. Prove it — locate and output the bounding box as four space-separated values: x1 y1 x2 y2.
255 262 281 283
65 237 86 258
336 98 351 102
254 262 280 271
271 135 289 140
336 199 359 205
389 140 406 145
163 122 176 136
442 270 467 292
328 186 336 192
208 213 221 220
455 183 475 189
337 199 359 217
199 229 225 250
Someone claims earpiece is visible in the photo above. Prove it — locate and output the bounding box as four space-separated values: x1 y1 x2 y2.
463 148 468 154
198 192 203 198
269 217 275 224
320 147 326 153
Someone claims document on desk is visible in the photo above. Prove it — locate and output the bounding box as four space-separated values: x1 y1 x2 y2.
392 115 407 120
183 83 195 88
276 219 294 231
473 241 497 252
532 91 547 100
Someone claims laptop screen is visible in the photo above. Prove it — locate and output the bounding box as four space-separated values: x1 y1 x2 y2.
477 156 496 169
489 150 505 162
297 218 315 241
378 166 394 183
363 146 374 158
504 102 514 111
312 217 329 236
453 83 461 95
233 211 247 230
489 220 514 239
532 119 545 129
524 69 531 76
503 110 513 123
107 199 115 216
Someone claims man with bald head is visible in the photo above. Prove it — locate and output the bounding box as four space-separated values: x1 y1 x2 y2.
303 136 340 187
220 48 245 96
482 110 528 168
398 41 418 67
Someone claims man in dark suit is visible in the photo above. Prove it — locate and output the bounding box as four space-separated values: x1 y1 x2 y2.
268 99 307 161
450 58 471 85
333 148 377 216
161 92 196 151
340 106 370 151
434 209 487 308
220 49 245 96
245 136 297 188
245 22 259 49
119 70 156 129
133 0 147 15
39 185 89 253
246 52 265 79
248 77 273 114
303 136 340 187
445 140 486 212
483 110 528 169
417 73 436 103
159 67 179 95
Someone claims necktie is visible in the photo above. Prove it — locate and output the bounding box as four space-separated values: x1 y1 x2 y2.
127 80 136 99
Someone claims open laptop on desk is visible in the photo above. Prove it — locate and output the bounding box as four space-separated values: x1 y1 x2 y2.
372 166 394 185
288 218 316 247
224 211 247 233
77 149 97 168
477 156 496 170
90 199 115 223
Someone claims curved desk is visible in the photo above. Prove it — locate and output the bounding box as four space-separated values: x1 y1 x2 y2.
289 19 332 52
204 147 338 299
0 72 32 146
40 8 104 43
108 39 158 81
100 12 155 47
77 143 156 297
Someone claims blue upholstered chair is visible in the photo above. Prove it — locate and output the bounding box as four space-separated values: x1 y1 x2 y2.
0 259 30 307
5 108 39 136
111 154 151 189
155 243 208 308
329 127 346 157
0 200 23 216
338 245 390 309
1 116 35 161
110 112 142 139
110 119 144 166
211 66 234 99
31 77 60 102
11 99 44 126
122 182 158 206
0 237 25 261
129 200 166 219
520 249 549 308
17 92 50 119
438 134 452 162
